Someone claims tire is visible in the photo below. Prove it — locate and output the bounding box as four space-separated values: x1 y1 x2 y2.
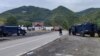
3 33 7 37
0 31 3 37
0 35 2 37
72 32 76 35
97 32 100 37
22 33 25 36
0 33 3 37
17 33 20 36
90 33 95 37
81 32 85 37
98 33 100 37
21 30 26 36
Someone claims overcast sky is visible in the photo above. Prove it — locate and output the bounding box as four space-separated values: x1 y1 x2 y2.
0 0 100 13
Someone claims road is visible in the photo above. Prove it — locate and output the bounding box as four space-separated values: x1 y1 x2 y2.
0 31 67 56
0 31 50 41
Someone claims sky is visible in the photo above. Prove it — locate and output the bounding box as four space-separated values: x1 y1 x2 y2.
0 0 100 13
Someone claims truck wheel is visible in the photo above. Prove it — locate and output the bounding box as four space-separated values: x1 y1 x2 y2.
0 33 3 37
17 33 20 36
72 32 76 35
98 34 100 37
3 33 7 37
81 33 85 37
0 31 3 37
90 33 95 37
22 33 25 36
0 35 2 37
97 33 100 37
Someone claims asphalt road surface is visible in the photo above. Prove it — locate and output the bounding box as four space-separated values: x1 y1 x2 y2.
0 31 50 42
0 31 67 56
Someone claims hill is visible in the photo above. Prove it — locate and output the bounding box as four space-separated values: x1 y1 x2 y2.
76 8 100 26
0 6 76 28
77 8 100 16
49 6 75 28
0 6 51 22
1 6 100 28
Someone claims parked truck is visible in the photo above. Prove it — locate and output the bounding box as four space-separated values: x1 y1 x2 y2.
0 26 26 37
69 22 100 37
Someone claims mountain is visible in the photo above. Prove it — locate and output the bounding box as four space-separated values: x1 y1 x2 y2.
0 6 51 22
76 8 100 16
0 6 76 28
49 6 75 28
2 6 100 28
76 8 100 26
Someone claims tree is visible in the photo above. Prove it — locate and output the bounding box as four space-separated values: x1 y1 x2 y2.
17 20 32 27
5 16 18 26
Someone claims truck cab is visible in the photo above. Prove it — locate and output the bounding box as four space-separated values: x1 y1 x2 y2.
71 24 82 35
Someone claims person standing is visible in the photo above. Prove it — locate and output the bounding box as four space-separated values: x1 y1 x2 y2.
69 28 71 35
59 27 63 35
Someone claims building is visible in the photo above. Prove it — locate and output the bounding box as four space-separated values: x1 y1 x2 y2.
32 22 44 27
32 22 44 30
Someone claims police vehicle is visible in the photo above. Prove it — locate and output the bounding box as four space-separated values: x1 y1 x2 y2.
70 22 99 37
0 26 26 37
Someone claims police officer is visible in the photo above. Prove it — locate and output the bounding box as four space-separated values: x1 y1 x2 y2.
59 27 63 35
69 28 71 35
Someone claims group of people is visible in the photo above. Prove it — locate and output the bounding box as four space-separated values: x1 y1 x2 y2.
58 27 72 36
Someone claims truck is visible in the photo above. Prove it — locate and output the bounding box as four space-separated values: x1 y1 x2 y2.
0 26 26 37
71 24 83 35
70 22 100 37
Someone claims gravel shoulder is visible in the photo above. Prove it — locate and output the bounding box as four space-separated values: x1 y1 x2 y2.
22 34 100 56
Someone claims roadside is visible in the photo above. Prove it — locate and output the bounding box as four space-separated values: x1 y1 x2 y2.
22 35 100 56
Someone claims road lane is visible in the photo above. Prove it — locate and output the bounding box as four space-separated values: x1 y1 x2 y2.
0 31 50 41
0 31 67 56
